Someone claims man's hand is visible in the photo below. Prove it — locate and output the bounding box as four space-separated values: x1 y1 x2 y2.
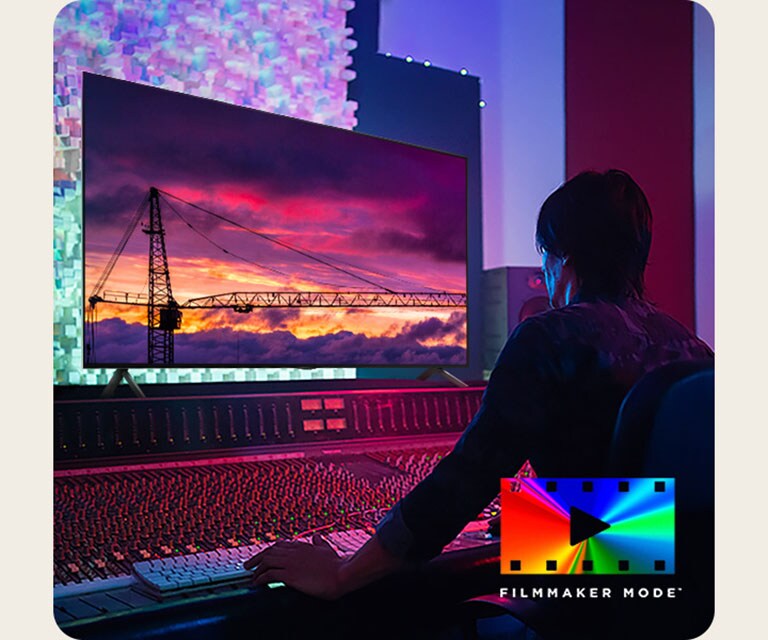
244 534 346 600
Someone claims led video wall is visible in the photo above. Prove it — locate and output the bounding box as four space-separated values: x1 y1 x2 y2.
54 0 359 384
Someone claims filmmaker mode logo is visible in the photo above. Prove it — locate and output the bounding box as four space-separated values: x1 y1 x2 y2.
500 477 674 575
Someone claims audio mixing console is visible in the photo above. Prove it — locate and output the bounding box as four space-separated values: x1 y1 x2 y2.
54 384 505 639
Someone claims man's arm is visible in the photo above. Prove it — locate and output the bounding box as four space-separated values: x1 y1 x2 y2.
245 319 560 596
376 319 560 562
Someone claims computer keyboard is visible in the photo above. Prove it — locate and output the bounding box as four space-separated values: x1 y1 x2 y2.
132 529 374 597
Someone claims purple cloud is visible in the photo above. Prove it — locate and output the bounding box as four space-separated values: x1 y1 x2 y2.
90 315 467 366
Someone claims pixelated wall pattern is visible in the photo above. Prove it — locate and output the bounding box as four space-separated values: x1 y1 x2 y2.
54 0 359 385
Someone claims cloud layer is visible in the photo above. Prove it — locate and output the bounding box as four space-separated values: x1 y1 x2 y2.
91 315 467 366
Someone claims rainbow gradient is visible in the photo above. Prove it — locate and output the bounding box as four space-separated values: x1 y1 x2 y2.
500 477 675 575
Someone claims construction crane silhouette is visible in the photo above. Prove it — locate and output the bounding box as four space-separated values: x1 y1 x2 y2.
86 187 467 365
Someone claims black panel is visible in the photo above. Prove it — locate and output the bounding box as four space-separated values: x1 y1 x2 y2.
54 387 484 463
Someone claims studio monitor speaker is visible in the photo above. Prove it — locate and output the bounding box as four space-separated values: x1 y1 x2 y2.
482 266 550 374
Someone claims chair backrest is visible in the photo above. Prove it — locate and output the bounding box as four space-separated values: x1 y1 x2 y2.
608 359 714 494
608 359 715 636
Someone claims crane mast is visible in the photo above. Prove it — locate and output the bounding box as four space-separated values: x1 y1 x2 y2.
143 187 181 364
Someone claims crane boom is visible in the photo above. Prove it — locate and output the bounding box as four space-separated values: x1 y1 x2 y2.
183 291 467 310
94 290 467 310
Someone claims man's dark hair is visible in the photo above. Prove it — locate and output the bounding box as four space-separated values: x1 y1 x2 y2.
535 169 653 299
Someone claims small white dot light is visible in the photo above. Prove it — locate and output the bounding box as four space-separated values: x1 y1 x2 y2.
424 60 431 67
479 100 487 108
405 55 414 63
385 52 392 57
460 68 468 76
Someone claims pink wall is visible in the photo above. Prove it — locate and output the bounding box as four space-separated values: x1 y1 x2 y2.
565 0 695 329
694 4 715 348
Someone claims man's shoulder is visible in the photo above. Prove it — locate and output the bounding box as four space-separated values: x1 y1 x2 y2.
510 297 710 358
509 298 698 348
513 299 616 338
525 298 671 327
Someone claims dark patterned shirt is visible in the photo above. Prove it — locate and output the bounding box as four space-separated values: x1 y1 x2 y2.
376 296 714 561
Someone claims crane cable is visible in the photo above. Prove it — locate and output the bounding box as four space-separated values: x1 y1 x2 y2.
88 192 150 301
158 189 396 293
86 192 150 364
159 194 369 291
309 248 442 294
160 195 291 279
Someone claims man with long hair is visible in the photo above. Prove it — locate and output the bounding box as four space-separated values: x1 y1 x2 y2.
245 169 713 599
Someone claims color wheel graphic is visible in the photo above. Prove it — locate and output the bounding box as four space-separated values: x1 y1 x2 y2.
500 478 674 574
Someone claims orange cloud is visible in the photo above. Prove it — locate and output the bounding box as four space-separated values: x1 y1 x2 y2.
91 304 465 350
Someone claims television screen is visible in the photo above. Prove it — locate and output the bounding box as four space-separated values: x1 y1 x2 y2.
83 73 468 368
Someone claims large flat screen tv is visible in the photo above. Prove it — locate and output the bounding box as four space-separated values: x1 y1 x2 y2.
82 73 468 368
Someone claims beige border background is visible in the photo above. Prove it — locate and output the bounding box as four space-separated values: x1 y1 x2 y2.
1 0 765 637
